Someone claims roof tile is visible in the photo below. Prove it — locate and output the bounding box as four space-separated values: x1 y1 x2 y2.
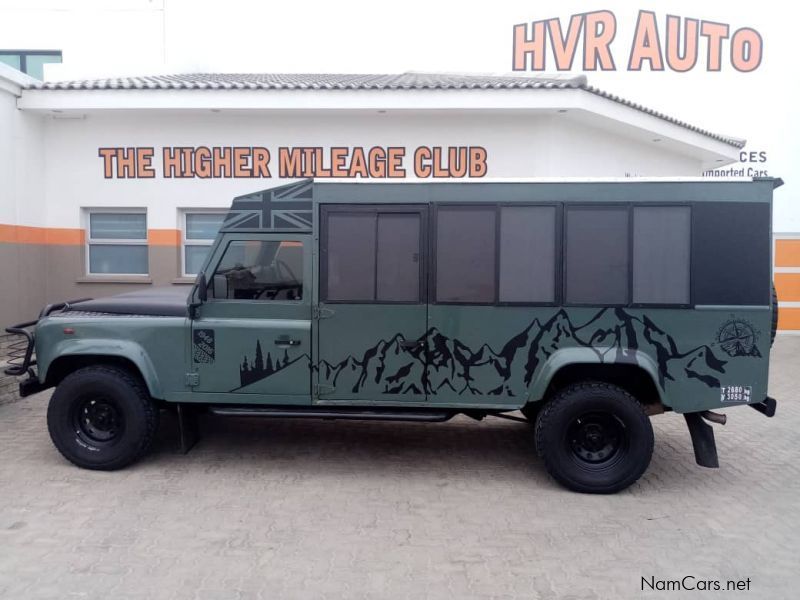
23 72 744 148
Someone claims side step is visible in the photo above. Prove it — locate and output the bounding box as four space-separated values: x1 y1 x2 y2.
208 406 456 423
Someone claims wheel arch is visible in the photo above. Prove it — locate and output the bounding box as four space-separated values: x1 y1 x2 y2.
527 348 666 409
41 341 163 399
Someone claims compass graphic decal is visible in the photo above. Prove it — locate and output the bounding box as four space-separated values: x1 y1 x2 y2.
716 319 761 358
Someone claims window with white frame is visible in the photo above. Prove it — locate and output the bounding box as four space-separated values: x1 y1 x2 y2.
182 211 226 276
87 210 148 275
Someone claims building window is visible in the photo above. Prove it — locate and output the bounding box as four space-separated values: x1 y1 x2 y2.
565 207 629 305
633 206 691 305
208 240 303 301
322 207 424 303
0 50 62 80
87 211 148 275
182 212 226 276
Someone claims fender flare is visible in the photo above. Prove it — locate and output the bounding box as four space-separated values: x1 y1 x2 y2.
40 338 164 399
527 346 666 405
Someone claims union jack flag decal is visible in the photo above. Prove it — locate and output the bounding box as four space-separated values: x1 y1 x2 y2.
223 179 313 231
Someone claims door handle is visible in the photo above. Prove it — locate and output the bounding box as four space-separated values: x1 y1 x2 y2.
399 339 425 350
275 338 301 347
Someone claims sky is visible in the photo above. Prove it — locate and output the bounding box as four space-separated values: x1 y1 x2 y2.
1 0 798 229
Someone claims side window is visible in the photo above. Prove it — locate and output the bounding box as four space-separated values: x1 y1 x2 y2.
323 208 422 303
633 206 691 305
435 206 496 303
565 207 629 305
499 206 557 303
325 213 376 301
692 202 771 306
208 240 303 301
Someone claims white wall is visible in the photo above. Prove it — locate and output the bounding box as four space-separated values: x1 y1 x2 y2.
39 109 705 230
0 70 48 319
0 75 46 228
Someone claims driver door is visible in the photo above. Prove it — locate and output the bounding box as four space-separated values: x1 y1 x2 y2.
190 232 312 403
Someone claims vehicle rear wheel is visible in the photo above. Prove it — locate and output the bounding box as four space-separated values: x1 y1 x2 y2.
534 381 653 494
47 365 159 470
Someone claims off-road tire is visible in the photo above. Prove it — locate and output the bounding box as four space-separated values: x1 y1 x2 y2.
47 365 159 470
534 381 654 494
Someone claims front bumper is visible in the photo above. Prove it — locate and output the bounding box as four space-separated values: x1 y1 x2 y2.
18 372 48 398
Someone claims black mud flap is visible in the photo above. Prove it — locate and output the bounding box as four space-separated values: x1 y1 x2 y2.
177 404 200 454
750 397 777 418
684 413 719 468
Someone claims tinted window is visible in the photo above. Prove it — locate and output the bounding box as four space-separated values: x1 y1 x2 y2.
565 207 629 304
692 202 771 305
324 208 423 302
436 207 496 303
209 240 303 301
633 207 690 304
376 213 420 302
325 213 377 301
499 206 556 303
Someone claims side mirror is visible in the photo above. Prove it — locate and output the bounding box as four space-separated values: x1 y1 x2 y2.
196 272 208 303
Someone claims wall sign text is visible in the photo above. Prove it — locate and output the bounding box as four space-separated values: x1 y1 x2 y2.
97 146 488 179
513 10 763 72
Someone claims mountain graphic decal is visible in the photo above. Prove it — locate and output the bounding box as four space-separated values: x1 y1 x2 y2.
235 339 310 391
235 308 733 396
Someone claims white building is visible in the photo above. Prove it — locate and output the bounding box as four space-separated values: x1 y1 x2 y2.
2 65 795 330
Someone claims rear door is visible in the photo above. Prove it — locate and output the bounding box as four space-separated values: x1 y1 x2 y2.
191 232 312 402
316 205 428 403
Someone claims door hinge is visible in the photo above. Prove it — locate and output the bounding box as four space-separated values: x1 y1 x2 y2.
185 372 199 387
313 306 335 320
313 383 334 398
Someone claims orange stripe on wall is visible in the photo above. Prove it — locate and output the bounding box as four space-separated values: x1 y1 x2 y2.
148 229 181 246
0 224 84 245
777 307 800 331
1 225 183 247
775 273 800 302
775 239 800 267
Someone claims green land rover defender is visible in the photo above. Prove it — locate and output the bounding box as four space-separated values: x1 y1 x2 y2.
5 179 780 493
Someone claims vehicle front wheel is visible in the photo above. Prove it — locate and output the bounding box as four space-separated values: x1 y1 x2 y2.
534 381 653 494
47 365 159 470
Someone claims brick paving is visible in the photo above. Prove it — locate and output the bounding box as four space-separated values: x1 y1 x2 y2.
1 337 799 599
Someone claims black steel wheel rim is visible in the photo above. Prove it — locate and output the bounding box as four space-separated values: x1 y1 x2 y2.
72 396 124 445
566 411 628 467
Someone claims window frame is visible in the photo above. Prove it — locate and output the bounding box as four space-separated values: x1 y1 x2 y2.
431 202 562 307
205 237 307 304
320 204 428 305
318 200 694 310
84 208 148 277
562 204 632 308
562 202 693 309
180 209 227 277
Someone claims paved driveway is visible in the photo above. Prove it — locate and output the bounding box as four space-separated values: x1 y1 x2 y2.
1 338 799 599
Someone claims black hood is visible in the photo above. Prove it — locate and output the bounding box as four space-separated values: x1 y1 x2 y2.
65 287 189 317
